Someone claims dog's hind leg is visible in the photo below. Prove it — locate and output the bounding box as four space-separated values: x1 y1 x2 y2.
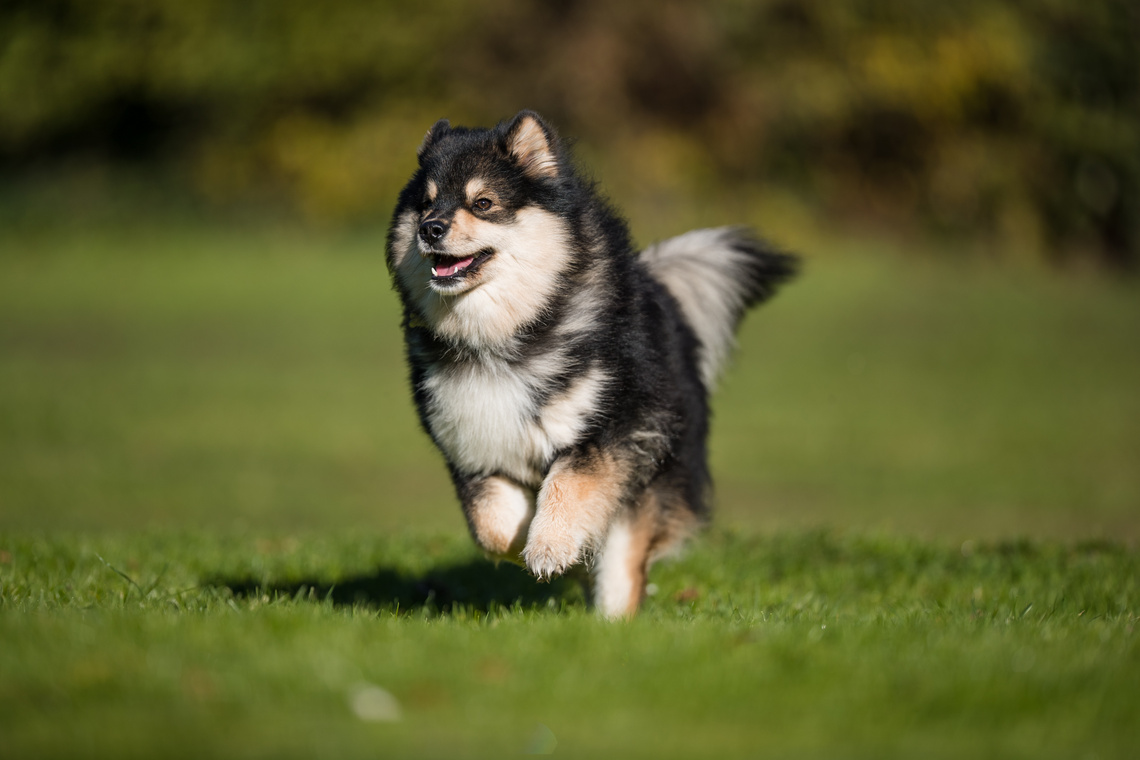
592 507 655 619
592 485 702 618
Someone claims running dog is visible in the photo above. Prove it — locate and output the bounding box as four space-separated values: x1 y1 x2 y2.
386 111 797 617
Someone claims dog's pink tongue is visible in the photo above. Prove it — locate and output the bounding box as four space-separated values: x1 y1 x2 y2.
436 257 474 277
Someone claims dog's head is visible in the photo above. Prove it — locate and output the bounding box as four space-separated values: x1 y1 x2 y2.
387 111 577 347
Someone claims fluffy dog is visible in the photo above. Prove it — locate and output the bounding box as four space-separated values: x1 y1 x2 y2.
386 111 797 617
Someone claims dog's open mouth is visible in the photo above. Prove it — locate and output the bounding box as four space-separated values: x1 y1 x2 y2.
430 248 494 281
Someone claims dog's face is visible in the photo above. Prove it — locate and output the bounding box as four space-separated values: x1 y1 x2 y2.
388 111 576 348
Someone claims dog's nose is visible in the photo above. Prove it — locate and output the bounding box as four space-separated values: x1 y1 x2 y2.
419 218 449 244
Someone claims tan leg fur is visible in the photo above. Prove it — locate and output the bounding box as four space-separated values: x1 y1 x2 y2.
523 451 629 580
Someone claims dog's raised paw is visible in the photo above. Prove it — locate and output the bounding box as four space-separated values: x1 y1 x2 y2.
522 531 581 580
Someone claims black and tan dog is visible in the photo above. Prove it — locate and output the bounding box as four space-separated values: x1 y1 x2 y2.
386 111 797 617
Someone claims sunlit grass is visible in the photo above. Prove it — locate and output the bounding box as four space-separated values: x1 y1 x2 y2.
1 530 1136 759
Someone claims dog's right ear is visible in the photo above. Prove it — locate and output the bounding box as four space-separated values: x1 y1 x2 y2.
417 119 451 163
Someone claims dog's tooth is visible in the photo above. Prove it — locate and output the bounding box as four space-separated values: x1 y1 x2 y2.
431 267 438 277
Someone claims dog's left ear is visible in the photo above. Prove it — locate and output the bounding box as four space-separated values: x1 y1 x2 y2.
502 111 560 179
418 119 451 163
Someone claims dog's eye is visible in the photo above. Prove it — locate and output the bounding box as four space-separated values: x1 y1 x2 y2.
473 198 493 211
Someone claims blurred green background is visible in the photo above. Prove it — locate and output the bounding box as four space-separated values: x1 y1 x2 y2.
4 0 1139 265
1 0 1138 540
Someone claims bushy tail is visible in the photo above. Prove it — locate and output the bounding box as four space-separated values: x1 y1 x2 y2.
639 227 798 388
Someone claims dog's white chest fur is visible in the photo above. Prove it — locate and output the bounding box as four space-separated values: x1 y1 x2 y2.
422 359 605 487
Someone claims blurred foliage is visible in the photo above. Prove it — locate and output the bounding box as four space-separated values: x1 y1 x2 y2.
1 0 1137 267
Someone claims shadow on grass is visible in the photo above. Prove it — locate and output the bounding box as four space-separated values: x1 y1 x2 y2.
208 559 584 615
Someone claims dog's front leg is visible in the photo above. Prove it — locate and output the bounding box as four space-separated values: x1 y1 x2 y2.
523 448 631 581
458 474 535 563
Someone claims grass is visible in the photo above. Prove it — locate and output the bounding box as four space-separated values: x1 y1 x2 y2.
2 531 1137 759
1 216 1138 757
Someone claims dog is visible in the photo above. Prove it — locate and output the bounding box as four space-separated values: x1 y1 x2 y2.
386 110 797 617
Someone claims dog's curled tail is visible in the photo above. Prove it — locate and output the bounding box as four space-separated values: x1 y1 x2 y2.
639 227 798 389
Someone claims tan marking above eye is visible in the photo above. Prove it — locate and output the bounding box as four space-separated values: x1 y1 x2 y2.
426 179 439 201
465 178 485 198
465 178 501 210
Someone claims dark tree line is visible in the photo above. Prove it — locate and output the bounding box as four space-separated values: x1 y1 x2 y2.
2 0 1137 267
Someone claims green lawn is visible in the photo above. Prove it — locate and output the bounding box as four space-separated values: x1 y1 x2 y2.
2 531 1136 759
1 219 1138 758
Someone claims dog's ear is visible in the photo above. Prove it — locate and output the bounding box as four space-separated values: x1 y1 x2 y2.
417 119 451 163
502 111 559 179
